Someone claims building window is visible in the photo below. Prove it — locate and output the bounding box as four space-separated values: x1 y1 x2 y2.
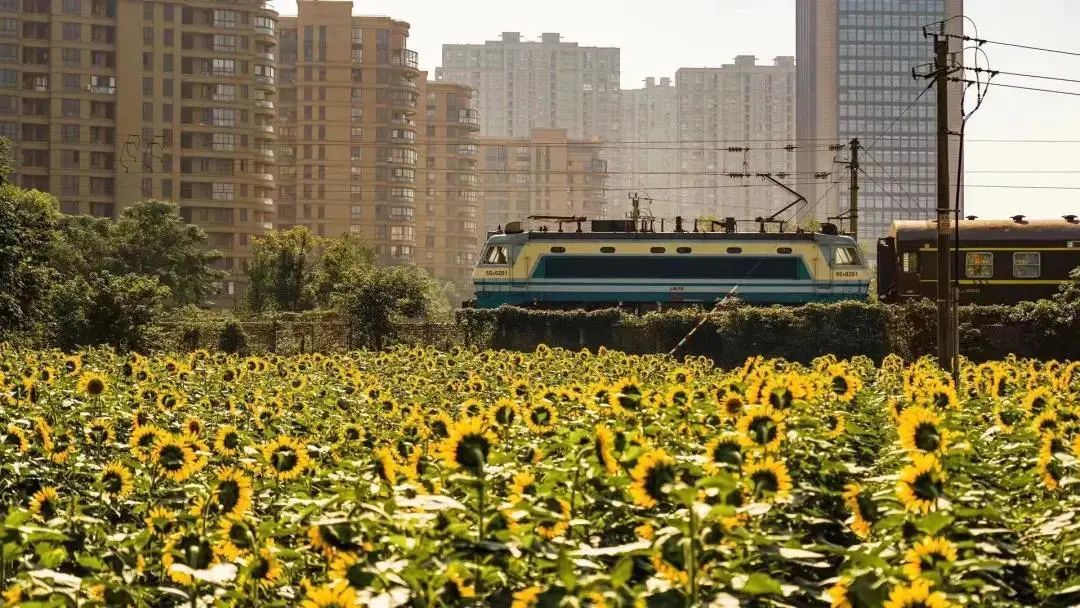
212 59 235 76
1013 252 1040 278
965 252 994 279
212 133 236 151
63 0 80 13
61 175 79 195
212 108 236 127
61 99 80 118
213 9 237 28
143 1 153 19
212 183 235 201
60 124 80 143
62 22 81 41
62 48 81 67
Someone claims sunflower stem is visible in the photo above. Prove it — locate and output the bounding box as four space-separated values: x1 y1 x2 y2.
567 448 588 541
687 503 698 606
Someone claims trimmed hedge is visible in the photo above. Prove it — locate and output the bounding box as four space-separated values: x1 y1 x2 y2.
455 299 1080 365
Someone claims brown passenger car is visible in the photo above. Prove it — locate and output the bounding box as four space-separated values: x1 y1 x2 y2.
877 216 1080 305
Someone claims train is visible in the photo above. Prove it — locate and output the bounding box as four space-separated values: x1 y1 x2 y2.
471 215 872 309
877 215 1080 305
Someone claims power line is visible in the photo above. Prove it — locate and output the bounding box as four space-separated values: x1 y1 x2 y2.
944 33 1080 58
859 147 927 211
950 77 1080 98
967 66 1080 86
857 168 923 219
863 83 935 152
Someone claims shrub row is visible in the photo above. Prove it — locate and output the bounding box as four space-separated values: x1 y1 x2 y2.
456 299 1080 365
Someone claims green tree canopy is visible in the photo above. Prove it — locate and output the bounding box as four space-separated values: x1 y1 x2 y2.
245 227 322 313
333 265 435 349
0 183 60 337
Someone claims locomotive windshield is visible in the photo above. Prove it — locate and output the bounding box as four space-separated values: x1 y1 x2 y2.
833 246 862 266
482 246 509 265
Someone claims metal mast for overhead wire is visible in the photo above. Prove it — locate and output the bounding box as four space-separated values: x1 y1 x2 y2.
848 138 859 238
920 25 960 378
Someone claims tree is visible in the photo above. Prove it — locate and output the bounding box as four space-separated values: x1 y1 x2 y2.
108 200 224 306
245 227 321 313
49 215 114 280
0 136 13 184
334 265 435 349
309 234 374 308
0 183 60 338
44 272 168 352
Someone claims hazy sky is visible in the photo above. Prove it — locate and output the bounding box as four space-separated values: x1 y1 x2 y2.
268 0 1080 220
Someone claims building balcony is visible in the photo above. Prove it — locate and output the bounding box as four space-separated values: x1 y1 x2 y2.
254 25 276 41
254 74 275 86
457 109 480 128
255 124 274 134
391 49 419 71
255 148 274 159
253 172 275 183
256 197 274 207
255 51 275 63
393 78 418 90
254 98 275 112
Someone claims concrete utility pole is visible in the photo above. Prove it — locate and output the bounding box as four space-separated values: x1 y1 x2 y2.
848 138 859 239
932 34 958 376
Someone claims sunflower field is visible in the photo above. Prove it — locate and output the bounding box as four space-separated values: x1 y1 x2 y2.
1 346 1079 608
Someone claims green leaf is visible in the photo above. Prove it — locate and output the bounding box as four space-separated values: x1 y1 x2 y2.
610 557 634 588
736 572 783 596
557 550 576 591
915 512 954 536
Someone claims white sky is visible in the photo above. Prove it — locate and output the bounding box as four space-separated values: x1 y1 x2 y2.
268 0 1080 220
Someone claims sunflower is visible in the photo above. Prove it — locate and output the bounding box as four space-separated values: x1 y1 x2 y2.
509 471 537 504
525 400 557 434
261 436 311 481
609 377 644 413
63 354 82 375
438 417 497 476
29 486 59 520
429 412 454 440
898 406 949 455
903 535 958 580
665 385 692 409
743 457 793 502
162 533 215 586
214 425 242 457
883 578 954 608
594 424 620 475
488 398 518 428
76 371 108 398
896 453 946 514
1021 387 1055 415
825 412 846 439
1032 410 1058 437
703 434 743 474
842 483 874 539
828 577 853 608
300 583 358 608
719 394 746 420
100 461 134 499
183 417 203 437
511 586 542 608
651 552 689 586
536 497 571 539
736 404 786 452
329 552 368 590
214 518 255 561
151 435 198 483
993 405 1021 434
84 418 116 446
629 448 678 508
4 424 29 453
157 389 186 411
668 367 693 385
445 564 477 600
145 506 177 537
829 372 861 402
1038 454 1063 491
308 520 366 558
510 379 531 401
925 382 959 410
374 446 398 486
211 467 254 519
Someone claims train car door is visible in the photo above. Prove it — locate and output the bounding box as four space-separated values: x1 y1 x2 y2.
895 248 922 300
508 245 528 292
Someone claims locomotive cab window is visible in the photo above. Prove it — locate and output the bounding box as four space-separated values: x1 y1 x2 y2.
901 252 918 273
1013 252 1041 278
482 246 508 265
965 252 994 279
833 246 861 266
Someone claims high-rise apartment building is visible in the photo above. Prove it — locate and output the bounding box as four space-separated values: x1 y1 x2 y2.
613 77 679 218
436 32 620 141
675 56 797 222
3 0 279 305
275 1 420 265
479 128 608 232
796 0 963 246
416 79 481 300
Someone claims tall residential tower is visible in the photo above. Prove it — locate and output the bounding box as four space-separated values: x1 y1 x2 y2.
796 0 963 246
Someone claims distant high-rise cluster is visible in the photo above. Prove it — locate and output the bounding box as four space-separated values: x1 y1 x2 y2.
796 0 964 247
0 0 965 304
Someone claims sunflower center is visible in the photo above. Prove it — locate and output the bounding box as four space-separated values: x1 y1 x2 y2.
724 398 743 416
271 447 299 472
228 523 252 548
913 422 941 452
223 432 240 449
933 391 950 409
748 416 778 446
178 535 213 570
711 442 742 469
454 433 490 473
831 376 849 395
217 480 240 511
644 463 676 503
912 471 943 501
87 379 105 395
251 556 271 579
102 471 123 494
159 445 187 471
751 470 780 497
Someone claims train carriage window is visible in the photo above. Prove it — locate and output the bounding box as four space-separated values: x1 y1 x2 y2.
777 247 793 255
677 247 692 254
965 252 994 279
901 252 918 273
600 247 616 254
482 246 508 265
726 247 742 254
1013 252 1041 278
833 246 861 266
650 247 666 254
549 247 565 253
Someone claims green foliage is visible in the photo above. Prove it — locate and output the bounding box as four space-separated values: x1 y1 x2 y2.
245 227 322 313
308 234 374 308
217 320 249 355
48 200 223 307
43 272 168 352
0 183 60 338
0 136 13 183
334 265 434 349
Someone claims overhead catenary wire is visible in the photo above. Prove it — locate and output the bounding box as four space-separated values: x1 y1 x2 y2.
942 33 1080 58
949 77 1080 98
